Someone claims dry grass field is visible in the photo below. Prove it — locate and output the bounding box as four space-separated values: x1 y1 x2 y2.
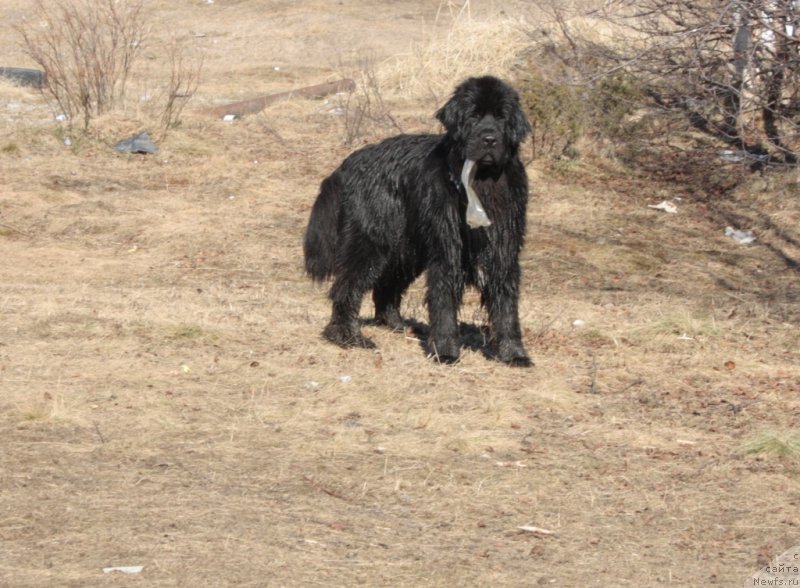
1 1 799 586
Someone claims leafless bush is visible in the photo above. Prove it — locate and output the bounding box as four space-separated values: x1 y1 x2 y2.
545 0 800 167
339 57 402 146
157 40 203 136
16 0 147 130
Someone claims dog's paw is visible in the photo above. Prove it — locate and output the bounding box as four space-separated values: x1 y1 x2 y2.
323 323 376 349
374 309 405 332
497 340 533 367
429 336 460 364
506 355 533 368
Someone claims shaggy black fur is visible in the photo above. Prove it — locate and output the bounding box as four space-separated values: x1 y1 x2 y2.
304 76 533 366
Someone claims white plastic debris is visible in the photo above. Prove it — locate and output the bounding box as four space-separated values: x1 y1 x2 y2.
718 149 744 163
572 319 586 327
337 375 352 383
495 460 527 468
648 200 678 214
223 114 237 122
725 226 756 245
461 159 491 228
518 525 555 535
102 566 143 574
63 137 72 147
55 113 68 122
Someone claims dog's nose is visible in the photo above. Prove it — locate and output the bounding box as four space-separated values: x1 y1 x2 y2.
483 135 497 147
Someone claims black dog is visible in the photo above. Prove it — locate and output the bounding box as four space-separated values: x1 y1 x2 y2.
304 76 532 366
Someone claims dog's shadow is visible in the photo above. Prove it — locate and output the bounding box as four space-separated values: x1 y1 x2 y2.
362 317 496 362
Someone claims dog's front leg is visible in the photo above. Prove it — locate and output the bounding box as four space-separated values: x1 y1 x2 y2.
426 261 464 364
482 268 532 367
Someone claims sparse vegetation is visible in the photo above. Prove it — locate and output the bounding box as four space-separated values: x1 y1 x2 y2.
0 1 799 586
528 0 800 169
16 0 147 129
741 431 800 458
338 56 402 146
15 0 201 134
520 67 583 159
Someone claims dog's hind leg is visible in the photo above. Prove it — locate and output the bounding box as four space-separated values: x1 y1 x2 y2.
324 282 375 348
372 268 413 331
323 237 388 349
372 286 404 331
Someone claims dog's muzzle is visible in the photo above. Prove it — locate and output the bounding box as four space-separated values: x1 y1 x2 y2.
466 115 504 164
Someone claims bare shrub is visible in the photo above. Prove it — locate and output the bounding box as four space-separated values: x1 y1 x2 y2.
537 0 800 167
516 51 642 160
339 57 402 146
16 0 147 130
156 40 203 137
519 67 583 159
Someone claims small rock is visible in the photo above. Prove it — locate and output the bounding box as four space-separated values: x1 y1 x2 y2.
114 131 158 155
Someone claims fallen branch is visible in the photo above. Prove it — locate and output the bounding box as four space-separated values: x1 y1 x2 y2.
201 78 355 119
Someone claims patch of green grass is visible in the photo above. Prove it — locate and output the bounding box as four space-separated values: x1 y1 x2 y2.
167 324 218 342
648 311 720 338
740 432 800 458
20 406 48 421
579 329 615 347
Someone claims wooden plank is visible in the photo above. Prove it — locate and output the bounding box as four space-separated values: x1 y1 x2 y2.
201 78 356 118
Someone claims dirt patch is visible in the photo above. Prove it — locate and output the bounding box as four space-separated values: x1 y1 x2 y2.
1 1 799 586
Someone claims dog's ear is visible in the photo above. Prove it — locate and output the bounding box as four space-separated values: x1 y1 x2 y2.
436 98 466 143
507 102 532 146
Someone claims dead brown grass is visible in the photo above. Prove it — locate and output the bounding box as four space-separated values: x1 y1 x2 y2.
1 1 799 587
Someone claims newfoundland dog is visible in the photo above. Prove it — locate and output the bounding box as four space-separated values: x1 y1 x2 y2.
304 76 532 366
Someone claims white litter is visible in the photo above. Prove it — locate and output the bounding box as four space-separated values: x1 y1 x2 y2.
648 201 678 214
102 566 143 574
725 226 756 245
223 114 237 122
718 149 744 163
337 375 352 383
518 525 555 535
572 319 586 327
495 460 527 468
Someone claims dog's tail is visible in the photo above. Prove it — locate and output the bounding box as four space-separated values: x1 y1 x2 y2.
303 175 340 281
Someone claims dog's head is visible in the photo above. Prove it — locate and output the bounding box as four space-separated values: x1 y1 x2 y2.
436 76 531 167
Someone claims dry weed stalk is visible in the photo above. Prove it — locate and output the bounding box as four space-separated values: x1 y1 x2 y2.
340 56 402 146
158 40 203 137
